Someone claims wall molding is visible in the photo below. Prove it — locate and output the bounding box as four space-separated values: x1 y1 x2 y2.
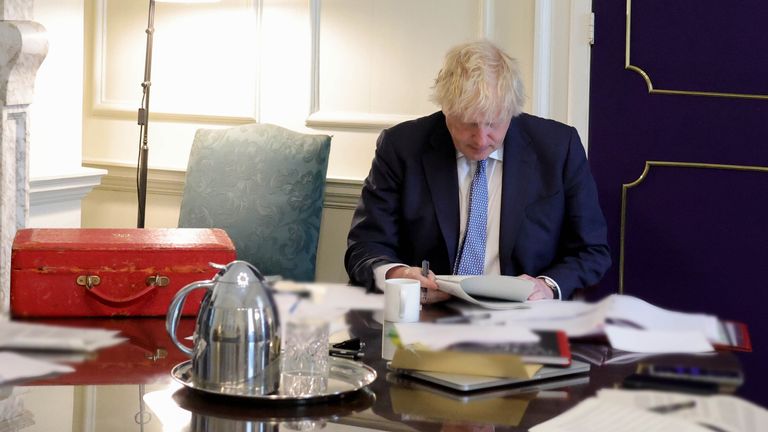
566 0 593 150
624 0 768 100
83 160 363 210
532 0 553 119
306 0 495 130
90 0 262 123
30 168 107 206
619 161 768 294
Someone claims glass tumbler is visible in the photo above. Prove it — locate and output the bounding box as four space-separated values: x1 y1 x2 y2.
279 317 330 396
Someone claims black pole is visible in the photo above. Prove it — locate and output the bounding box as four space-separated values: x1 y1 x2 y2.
137 0 155 228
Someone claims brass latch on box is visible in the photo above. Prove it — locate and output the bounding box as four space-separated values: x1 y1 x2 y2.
146 275 170 287
76 275 101 289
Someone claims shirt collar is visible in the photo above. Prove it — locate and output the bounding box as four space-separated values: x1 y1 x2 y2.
455 147 504 162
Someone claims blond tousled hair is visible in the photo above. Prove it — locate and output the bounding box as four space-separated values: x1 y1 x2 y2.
430 39 525 123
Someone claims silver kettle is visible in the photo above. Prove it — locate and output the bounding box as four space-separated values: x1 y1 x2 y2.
166 260 281 396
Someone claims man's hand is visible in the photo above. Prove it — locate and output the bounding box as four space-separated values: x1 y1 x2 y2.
519 274 555 301
385 266 451 304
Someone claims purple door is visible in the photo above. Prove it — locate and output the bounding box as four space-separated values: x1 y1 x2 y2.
588 0 768 403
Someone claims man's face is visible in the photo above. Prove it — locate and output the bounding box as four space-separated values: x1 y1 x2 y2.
445 114 510 161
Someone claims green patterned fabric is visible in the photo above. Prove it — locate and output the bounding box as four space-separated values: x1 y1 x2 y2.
178 123 331 281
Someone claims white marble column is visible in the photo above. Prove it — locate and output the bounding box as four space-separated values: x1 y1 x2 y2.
0 1 48 313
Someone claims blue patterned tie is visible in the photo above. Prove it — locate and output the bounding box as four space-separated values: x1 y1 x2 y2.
454 159 488 275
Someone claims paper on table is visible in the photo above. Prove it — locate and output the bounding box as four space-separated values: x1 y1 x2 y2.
0 352 75 384
605 325 714 353
273 281 385 311
393 322 539 351
313 283 385 310
274 293 348 336
450 295 726 346
0 321 125 352
597 388 768 432
529 397 712 432
449 298 609 337
606 295 722 342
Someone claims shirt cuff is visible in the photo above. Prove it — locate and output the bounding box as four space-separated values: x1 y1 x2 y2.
537 275 561 300
373 263 407 292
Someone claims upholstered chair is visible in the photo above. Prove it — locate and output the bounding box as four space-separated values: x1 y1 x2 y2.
178 123 331 281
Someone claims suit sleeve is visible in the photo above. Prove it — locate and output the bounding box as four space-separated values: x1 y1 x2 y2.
345 130 405 290
543 127 611 298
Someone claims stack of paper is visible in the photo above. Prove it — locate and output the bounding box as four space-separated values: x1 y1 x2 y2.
531 388 768 432
450 295 732 354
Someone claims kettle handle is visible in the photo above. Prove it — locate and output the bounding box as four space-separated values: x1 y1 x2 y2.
166 280 214 356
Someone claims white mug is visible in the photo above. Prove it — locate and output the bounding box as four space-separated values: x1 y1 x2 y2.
384 278 420 323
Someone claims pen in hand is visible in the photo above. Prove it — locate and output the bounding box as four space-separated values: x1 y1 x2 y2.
421 260 430 278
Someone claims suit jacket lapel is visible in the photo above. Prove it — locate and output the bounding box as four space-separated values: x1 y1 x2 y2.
499 117 537 274
423 123 460 266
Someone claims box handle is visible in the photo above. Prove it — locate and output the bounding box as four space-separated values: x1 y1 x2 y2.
81 277 159 305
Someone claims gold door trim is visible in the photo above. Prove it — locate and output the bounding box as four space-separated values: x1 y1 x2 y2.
619 161 768 293
625 0 768 100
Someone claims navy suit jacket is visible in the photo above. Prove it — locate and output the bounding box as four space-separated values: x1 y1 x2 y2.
345 111 611 299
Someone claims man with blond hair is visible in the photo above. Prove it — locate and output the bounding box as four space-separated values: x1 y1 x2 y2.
345 40 610 302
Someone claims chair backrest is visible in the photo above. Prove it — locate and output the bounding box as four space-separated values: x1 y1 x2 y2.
178 123 331 281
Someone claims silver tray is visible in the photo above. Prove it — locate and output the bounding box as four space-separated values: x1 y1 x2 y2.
171 357 377 402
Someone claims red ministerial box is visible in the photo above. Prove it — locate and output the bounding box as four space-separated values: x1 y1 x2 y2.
10 228 236 318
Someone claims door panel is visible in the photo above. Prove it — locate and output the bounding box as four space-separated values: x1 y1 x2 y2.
588 0 767 405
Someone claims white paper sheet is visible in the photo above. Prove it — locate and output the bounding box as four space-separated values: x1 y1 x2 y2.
393 322 539 350
274 281 384 310
530 397 712 432
449 298 609 337
597 388 768 432
0 352 75 384
605 325 714 353
274 293 348 336
606 295 722 342
0 321 125 352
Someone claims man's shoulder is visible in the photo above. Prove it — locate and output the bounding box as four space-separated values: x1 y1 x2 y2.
377 111 447 155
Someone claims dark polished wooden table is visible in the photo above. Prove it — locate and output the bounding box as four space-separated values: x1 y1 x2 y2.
7 307 760 431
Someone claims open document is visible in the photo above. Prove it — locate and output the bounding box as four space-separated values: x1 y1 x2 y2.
435 275 533 309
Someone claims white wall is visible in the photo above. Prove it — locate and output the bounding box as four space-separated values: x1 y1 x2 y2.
73 0 590 282
31 0 84 179
29 0 106 229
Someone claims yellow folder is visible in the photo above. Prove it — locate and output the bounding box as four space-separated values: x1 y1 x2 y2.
390 385 532 426
390 348 543 378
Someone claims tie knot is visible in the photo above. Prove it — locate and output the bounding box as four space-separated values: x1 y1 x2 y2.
476 159 487 174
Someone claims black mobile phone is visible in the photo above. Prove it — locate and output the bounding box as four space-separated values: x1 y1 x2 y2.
622 373 720 394
637 363 744 387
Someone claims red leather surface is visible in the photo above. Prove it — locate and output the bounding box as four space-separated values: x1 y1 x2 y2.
10 228 236 318
25 317 196 385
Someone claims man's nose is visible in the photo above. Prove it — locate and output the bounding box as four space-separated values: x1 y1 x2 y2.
471 127 491 147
